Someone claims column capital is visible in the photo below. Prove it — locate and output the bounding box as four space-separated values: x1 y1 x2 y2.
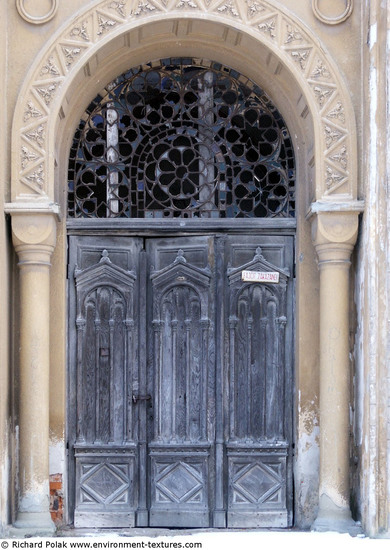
311 211 359 247
10 212 57 265
311 211 359 266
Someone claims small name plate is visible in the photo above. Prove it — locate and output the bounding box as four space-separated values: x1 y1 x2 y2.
241 270 280 283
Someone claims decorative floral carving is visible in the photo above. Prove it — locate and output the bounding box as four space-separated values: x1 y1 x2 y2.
330 146 348 170
25 164 45 189
62 47 83 68
313 85 332 106
24 101 43 123
70 22 90 42
291 50 311 71
97 14 117 35
258 18 276 38
327 102 345 124
36 84 58 106
108 1 127 17
25 125 45 148
324 125 343 148
176 0 198 8
285 24 303 44
246 0 265 18
40 57 60 77
133 1 157 15
21 146 39 170
311 60 331 79
217 1 240 17
325 166 344 189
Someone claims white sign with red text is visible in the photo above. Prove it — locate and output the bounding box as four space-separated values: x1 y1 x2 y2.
241 270 280 283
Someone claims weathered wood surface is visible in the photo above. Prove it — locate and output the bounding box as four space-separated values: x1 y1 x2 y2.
68 234 294 528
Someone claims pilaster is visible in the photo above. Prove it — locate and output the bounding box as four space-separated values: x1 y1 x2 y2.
311 210 361 534
9 211 57 535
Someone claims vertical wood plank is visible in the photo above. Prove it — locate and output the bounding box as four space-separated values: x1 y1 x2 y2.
201 319 210 442
137 248 148 526
109 317 115 442
185 317 191 440
94 313 101 444
214 235 226 526
172 313 178 440
76 319 85 444
229 317 237 440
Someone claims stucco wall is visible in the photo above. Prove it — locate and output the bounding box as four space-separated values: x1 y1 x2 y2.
355 0 390 536
0 0 11 534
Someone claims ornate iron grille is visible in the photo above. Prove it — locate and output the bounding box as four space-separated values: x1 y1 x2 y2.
68 59 295 219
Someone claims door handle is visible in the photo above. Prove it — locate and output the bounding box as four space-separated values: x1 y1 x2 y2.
132 394 152 404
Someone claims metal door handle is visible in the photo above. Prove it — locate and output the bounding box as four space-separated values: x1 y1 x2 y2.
132 394 152 404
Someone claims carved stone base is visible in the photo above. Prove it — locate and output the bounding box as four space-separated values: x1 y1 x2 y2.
10 512 56 537
312 495 362 535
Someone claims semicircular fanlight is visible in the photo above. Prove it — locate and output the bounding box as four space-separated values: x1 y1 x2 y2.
68 58 295 219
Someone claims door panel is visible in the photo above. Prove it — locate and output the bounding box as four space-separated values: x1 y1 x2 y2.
146 237 215 527
68 234 293 528
68 236 143 527
224 236 293 527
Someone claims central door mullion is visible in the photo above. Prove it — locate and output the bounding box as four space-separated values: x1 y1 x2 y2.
136 247 148 526
213 235 227 527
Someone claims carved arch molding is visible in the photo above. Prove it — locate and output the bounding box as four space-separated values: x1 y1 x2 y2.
11 0 357 206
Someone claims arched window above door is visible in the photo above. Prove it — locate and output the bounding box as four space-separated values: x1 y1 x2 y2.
68 59 295 219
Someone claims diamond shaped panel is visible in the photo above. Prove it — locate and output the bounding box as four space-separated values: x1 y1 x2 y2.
156 462 202 503
83 464 126 501
234 464 278 503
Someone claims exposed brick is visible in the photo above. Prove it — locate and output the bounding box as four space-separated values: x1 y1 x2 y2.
49 473 64 525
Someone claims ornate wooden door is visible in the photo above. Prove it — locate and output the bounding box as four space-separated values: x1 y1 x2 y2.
145 237 215 527
222 236 294 528
68 236 143 528
68 234 293 528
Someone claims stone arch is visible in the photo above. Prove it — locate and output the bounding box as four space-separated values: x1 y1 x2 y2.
11 0 357 209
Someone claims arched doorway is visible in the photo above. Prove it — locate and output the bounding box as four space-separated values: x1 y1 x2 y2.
6 3 363 535
66 59 296 528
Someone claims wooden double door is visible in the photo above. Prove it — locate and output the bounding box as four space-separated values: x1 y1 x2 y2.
67 233 294 528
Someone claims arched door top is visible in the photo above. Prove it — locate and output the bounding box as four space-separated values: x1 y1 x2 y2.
68 59 296 220
9 0 359 213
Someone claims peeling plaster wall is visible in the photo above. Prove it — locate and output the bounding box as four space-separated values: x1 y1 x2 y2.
0 0 11 534
354 0 390 537
295 393 320 528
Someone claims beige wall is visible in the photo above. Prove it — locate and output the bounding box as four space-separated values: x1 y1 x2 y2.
0 0 11 533
355 0 390 536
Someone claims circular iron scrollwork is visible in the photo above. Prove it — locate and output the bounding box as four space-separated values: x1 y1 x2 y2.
144 134 218 214
68 59 295 219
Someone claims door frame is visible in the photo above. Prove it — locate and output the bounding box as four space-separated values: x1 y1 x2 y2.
66 218 296 528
